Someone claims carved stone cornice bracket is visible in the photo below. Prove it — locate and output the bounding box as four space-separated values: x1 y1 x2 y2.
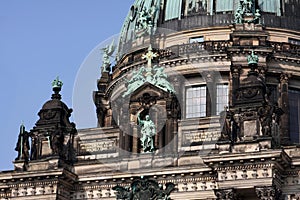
214 188 238 200
255 186 282 200
0 188 11 199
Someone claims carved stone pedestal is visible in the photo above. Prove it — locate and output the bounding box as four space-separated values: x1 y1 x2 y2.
27 157 59 171
13 160 28 171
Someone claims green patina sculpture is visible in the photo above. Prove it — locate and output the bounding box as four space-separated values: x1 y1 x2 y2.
241 0 254 14
136 7 149 31
138 114 156 152
247 50 259 65
52 76 63 91
135 4 158 37
122 67 146 97
113 177 175 200
234 4 244 24
254 9 261 24
152 65 175 93
101 39 116 73
235 0 261 24
118 0 161 56
122 46 175 97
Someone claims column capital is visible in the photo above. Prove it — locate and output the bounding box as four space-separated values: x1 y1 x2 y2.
255 186 282 200
280 73 291 84
214 188 237 200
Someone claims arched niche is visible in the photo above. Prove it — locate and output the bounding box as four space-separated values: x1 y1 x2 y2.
117 82 181 155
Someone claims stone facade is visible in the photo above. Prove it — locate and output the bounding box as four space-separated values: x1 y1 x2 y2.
1 0 300 199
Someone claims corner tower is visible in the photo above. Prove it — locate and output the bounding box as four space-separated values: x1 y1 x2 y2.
91 0 300 199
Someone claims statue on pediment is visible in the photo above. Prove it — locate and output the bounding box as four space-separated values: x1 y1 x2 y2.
234 4 244 24
122 67 146 97
152 66 175 93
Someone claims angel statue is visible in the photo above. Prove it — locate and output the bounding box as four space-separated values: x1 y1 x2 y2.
101 39 115 73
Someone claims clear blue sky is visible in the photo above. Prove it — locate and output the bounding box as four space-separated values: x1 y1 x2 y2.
0 0 134 171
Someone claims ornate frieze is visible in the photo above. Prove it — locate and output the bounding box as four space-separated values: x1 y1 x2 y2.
6 180 58 198
70 171 217 199
270 42 300 57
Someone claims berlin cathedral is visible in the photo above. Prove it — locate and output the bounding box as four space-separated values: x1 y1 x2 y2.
1 0 300 199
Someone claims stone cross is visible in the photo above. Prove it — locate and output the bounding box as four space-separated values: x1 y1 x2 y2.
142 45 158 82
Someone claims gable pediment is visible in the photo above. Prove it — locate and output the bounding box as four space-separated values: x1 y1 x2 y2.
129 82 171 101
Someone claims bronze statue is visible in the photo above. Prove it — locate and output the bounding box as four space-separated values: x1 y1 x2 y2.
138 114 156 152
101 39 115 73
113 177 175 200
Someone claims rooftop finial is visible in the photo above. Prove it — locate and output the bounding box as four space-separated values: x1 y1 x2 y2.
51 76 63 99
52 76 63 92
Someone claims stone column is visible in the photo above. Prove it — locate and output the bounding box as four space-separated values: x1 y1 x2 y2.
255 186 282 200
132 124 139 153
230 66 241 106
279 73 290 145
105 108 112 127
214 188 237 200
96 107 106 127
165 97 174 153
119 105 131 154
205 72 215 117
165 117 173 153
